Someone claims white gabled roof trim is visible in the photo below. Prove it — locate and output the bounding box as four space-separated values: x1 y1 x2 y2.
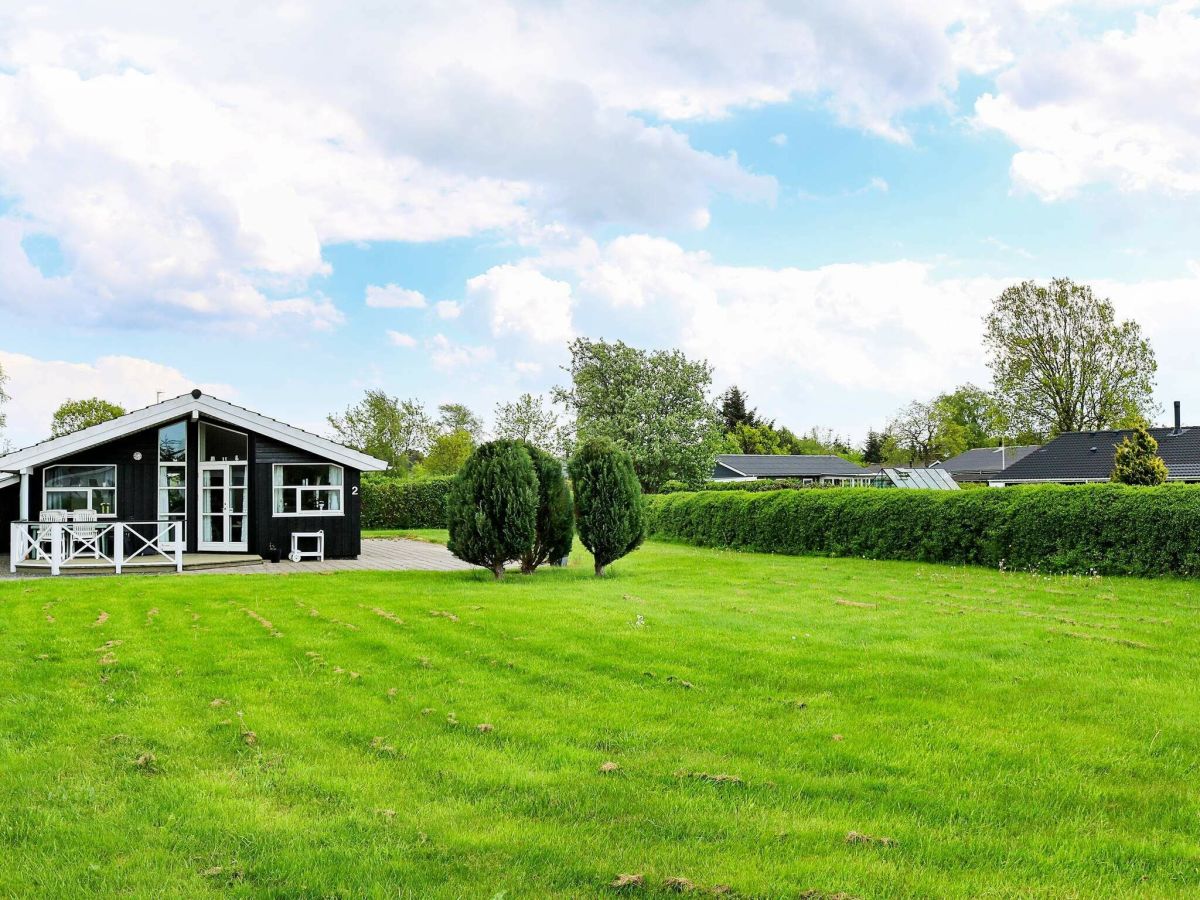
0 473 17 491
0 391 389 473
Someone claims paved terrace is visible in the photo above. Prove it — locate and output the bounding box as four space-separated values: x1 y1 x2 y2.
0 538 476 579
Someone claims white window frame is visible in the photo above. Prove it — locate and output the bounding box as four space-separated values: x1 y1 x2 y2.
43 464 119 518
158 421 188 543
272 463 345 518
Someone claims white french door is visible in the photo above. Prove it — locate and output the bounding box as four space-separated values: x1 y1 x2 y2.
199 463 248 552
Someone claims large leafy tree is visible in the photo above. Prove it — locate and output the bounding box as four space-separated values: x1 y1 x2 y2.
1111 423 1169 486
888 400 943 466
493 393 568 457
932 384 1007 452
436 403 483 442
723 421 784 455
420 429 475 476
984 278 1157 436
554 339 722 492
327 390 433 472
50 397 127 437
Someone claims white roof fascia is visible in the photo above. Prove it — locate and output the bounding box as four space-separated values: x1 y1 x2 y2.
0 393 388 472
0 394 197 472
192 396 388 471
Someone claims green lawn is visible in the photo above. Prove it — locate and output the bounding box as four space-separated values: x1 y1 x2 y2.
3 541 1200 898
365 528 450 544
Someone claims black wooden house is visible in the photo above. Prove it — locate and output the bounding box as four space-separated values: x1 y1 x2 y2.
0 390 387 559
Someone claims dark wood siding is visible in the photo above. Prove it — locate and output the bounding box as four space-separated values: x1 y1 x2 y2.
31 429 160 523
0 483 18 553
15 416 363 560
252 436 361 559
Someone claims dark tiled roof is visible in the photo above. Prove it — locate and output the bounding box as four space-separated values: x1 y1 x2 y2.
998 428 1200 482
713 454 870 479
934 445 1040 475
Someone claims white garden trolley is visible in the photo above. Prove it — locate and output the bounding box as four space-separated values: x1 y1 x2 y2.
288 530 325 563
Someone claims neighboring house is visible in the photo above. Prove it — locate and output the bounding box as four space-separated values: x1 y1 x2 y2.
872 467 960 490
0 390 387 559
712 454 874 486
931 445 1040 483
991 405 1200 486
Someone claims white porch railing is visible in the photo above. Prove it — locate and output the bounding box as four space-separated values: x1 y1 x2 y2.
9 521 184 575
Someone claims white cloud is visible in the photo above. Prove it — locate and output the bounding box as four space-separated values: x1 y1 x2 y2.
435 300 462 319
574 235 1000 400
0 63 522 329
1092 263 1200 423
0 2 823 329
798 176 890 201
975 4 1200 199
514 361 543 376
0 351 232 447
770 133 788 146
366 285 428 309
467 264 575 344
387 331 417 348
426 334 496 372
0 0 1087 336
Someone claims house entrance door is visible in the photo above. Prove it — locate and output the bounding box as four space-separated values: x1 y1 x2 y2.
198 463 248 552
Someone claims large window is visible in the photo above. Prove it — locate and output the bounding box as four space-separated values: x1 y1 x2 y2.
44 465 117 516
200 422 246 462
273 464 343 516
159 421 187 537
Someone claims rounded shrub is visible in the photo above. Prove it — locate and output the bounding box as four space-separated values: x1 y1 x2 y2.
446 440 538 579
520 444 575 574
568 437 645 576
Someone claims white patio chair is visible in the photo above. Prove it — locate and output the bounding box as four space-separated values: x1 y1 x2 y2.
69 509 102 560
36 510 68 559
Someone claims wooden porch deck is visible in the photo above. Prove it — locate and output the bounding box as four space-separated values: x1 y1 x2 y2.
1 539 476 579
11 552 263 575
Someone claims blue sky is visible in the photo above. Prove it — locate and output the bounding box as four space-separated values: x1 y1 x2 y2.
2 1 1200 448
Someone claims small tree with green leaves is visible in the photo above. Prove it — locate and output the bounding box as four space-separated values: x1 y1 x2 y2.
520 443 574 574
568 437 645 577
1111 423 1168 486
50 397 126 437
446 440 538 579
420 429 474 476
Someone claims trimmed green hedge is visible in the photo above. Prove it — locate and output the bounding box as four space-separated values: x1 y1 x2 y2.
645 483 1200 577
361 476 453 529
660 478 839 494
